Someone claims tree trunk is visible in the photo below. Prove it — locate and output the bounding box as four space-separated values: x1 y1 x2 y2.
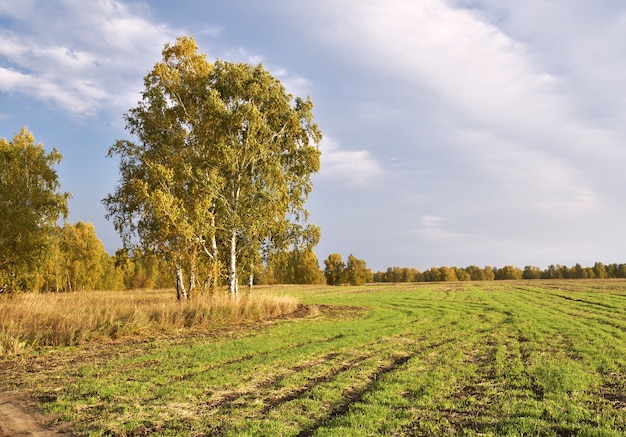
210 216 219 293
228 231 238 298
175 263 188 300
188 259 196 298
248 261 254 295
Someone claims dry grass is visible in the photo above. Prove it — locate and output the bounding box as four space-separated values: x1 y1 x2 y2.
0 289 302 356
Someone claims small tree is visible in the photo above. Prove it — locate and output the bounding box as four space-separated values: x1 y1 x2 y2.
0 128 69 292
345 254 372 286
270 248 324 284
324 253 345 286
59 221 106 291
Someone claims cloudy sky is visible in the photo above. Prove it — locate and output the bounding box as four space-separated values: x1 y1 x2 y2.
1 0 626 271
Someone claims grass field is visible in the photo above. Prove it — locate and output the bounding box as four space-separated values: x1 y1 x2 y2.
1 281 625 436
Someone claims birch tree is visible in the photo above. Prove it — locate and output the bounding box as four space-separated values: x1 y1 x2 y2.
0 128 69 292
104 36 321 298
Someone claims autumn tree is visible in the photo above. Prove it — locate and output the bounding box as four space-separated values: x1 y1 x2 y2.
59 221 107 291
345 254 372 286
421 267 441 282
482 266 496 281
593 262 607 279
324 253 345 286
0 128 69 292
439 266 458 282
455 267 471 281
104 36 321 299
494 265 523 280
268 248 324 284
98 253 125 291
522 265 542 280
38 222 124 292
464 265 486 281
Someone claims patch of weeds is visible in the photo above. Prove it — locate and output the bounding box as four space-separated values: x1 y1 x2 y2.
532 359 599 396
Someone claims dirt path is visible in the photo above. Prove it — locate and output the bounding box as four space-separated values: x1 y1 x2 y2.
0 396 71 436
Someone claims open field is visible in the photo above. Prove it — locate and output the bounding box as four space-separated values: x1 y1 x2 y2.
1 281 625 436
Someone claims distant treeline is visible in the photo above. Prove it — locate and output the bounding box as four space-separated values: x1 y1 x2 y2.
372 262 626 283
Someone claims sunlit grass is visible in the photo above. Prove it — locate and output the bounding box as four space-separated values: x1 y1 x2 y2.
0 289 303 356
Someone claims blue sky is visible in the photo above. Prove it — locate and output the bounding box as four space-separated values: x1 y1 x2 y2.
1 0 626 271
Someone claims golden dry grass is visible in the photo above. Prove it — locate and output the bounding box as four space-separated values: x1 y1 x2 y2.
0 289 302 356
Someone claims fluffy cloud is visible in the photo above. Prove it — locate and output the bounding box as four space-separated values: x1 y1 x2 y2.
0 0 180 116
318 137 383 187
297 0 624 203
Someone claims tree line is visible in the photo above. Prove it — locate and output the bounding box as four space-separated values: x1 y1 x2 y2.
372 262 626 282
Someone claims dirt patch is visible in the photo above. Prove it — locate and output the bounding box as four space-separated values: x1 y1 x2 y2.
0 395 72 436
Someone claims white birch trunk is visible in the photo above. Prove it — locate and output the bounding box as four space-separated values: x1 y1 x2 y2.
228 230 238 298
188 259 196 298
210 216 219 292
248 261 254 294
175 263 188 300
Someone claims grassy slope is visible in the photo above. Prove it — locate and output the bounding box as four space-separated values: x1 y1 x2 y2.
1 281 625 436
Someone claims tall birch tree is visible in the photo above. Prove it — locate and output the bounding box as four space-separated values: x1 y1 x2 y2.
104 36 321 298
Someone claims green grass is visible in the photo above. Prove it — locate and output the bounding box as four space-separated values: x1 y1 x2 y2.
1 281 625 436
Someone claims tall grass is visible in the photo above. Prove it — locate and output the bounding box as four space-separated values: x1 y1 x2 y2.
0 289 302 356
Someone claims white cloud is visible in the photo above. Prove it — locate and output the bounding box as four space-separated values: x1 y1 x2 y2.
413 215 481 243
323 1 572 129
0 67 101 114
300 0 623 208
291 0 626 152
318 137 383 187
0 0 181 116
197 25 223 37
274 70 313 99
450 127 601 215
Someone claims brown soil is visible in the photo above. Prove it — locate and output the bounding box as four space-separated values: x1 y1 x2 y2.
0 395 73 436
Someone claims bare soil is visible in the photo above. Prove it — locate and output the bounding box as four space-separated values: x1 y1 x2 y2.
0 394 72 436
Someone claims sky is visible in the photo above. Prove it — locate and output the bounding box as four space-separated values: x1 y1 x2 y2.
1 0 626 272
